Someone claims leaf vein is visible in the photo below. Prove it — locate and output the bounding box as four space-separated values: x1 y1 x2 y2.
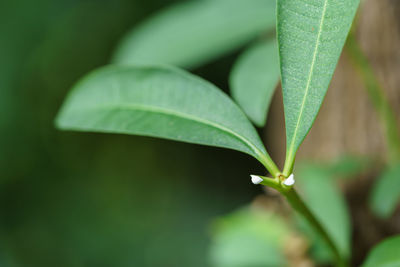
77 103 267 159
287 0 329 156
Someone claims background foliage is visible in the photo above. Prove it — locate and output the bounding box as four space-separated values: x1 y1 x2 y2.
2 0 400 266
0 0 268 266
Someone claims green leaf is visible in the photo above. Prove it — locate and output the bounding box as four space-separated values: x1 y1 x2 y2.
112 0 276 69
296 164 351 261
208 206 289 267
56 65 278 174
301 156 371 180
362 235 400 267
327 155 371 179
278 0 360 175
230 39 280 127
295 216 333 264
370 164 400 218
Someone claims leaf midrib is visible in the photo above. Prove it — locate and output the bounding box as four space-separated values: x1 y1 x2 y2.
66 102 266 158
287 0 329 156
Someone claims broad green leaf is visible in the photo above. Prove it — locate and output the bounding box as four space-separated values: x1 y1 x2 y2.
296 164 351 261
362 235 400 267
112 0 276 69
230 39 280 127
208 206 289 267
56 65 273 169
278 0 360 174
370 164 400 218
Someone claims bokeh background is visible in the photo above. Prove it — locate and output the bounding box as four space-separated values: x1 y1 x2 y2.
0 0 267 266
1 0 400 266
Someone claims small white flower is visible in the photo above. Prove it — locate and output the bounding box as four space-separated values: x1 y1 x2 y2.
250 175 263 185
283 174 295 186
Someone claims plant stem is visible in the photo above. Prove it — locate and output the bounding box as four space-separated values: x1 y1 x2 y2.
281 188 347 267
282 150 296 177
258 175 346 266
346 33 400 163
259 153 281 177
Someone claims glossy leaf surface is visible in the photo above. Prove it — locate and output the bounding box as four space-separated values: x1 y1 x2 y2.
113 0 276 68
230 39 280 127
278 0 360 174
56 65 273 169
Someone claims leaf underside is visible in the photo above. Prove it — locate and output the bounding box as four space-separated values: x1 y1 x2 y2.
230 39 280 127
56 65 269 164
112 0 276 69
278 0 360 168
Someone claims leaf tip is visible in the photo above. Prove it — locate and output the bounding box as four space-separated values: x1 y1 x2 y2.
54 113 64 129
253 118 266 128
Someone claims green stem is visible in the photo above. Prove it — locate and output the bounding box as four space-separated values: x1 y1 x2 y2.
259 153 281 177
346 33 400 163
257 176 346 266
282 150 296 177
282 188 347 267
259 175 281 190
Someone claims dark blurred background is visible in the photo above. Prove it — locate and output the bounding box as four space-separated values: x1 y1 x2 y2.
0 0 268 266
2 0 400 266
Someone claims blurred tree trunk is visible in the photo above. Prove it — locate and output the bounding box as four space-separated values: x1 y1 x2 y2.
266 0 400 264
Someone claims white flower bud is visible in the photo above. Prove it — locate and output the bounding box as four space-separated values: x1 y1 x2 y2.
283 174 295 186
250 175 263 185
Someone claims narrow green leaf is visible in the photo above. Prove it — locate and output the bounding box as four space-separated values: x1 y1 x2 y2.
296 164 351 261
112 0 276 68
362 235 400 267
278 0 360 175
56 65 278 174
208 206 290 267
370 164 400 218
230 39 280 127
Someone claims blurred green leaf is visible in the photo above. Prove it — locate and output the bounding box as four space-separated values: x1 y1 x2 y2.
230 39 279 127
113 0 276 68
370 164 400 218
208 206 289 267
327 155 371 178
295 215 332 264
300 155 371 180
296 165 351 262
2 0 267 265
56 65 272 167
362 235 400 267
278 0 360 175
